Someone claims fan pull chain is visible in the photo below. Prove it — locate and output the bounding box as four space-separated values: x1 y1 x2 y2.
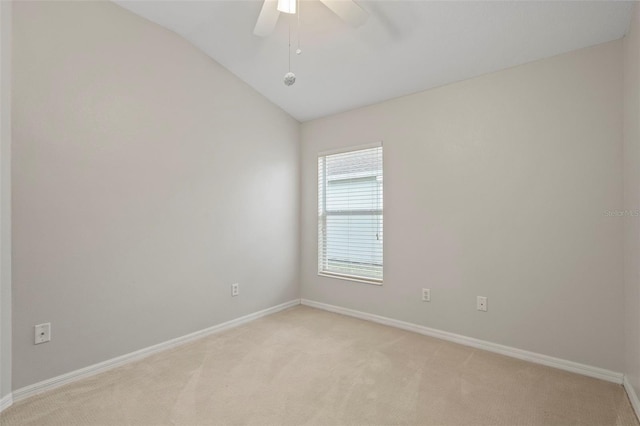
296 0 302 55
283 18 296 86
288 20 291 71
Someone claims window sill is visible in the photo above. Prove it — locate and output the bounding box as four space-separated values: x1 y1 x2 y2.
318 272 383 286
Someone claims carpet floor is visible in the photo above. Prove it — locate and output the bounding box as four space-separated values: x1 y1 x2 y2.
1 305 638 426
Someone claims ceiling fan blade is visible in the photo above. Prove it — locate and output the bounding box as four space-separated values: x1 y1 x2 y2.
319 0 369 28
253 0 280 37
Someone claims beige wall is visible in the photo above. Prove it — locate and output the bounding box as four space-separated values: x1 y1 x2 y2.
0 0 12 400
12 1 300 390
301 40 625 372
623 2 640 398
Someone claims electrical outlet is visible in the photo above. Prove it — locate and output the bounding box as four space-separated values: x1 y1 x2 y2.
35 323 51 344
231 283 239 297
477 296 488 312
422 288 431 302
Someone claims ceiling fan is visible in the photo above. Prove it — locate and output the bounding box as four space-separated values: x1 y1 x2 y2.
253 0 369 37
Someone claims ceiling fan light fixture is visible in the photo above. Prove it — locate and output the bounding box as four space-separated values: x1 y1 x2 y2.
277 0 296 14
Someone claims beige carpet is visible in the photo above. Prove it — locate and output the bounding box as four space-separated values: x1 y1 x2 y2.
1 305 638 426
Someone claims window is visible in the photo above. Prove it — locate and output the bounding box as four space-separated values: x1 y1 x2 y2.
318 144 383 284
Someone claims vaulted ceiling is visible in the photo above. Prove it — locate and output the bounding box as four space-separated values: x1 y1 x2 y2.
115 1 634 122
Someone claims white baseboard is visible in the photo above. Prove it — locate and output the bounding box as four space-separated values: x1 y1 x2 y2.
7 298 631 410
13 299 301 403
624 376 640 422
301 299 624 384
0 393 12 413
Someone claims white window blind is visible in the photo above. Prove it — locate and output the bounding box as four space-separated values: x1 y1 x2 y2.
318 145 383 283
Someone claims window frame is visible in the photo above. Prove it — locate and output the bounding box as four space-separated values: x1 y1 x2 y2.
317 142 383 286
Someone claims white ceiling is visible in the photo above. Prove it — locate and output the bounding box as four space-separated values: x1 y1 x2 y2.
115 0 634 122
